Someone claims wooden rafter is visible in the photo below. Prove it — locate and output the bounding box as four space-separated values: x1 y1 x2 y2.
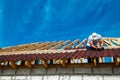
0 38 120 52
25 61 32 68
114 57 119 66
76 38 87 48
42 60 48 68
9 61 17 69
63 39 80 49
59 60 66 67
93 57 97 67
1 37 120 69
49 40 64 50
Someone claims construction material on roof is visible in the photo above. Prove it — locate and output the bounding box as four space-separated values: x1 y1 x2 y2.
0 38 120 52
0 38 120 69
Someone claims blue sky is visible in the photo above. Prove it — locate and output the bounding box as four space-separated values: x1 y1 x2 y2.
0 0 120 47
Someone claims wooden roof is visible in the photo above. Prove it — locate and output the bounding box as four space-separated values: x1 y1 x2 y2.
0 38 120 69
0 48 120 61
0 37 120 52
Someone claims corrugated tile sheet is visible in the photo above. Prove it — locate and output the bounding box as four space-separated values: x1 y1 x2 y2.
0 48 120 62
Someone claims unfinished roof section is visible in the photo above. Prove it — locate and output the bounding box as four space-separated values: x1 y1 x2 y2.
0 38 120 52
0 38 120 69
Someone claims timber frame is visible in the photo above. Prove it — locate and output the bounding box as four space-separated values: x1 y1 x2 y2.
0 37 120 69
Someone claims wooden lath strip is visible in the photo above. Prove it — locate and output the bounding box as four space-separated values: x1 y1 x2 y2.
114 57 119 66
103 38 118 48
1 42 42 52
51 42 64 49
9 61 17 69
64 40 71 45
60 40 71 48
49 40 64 50
22 43 44 51
1 38 120 52
93 57 97 67
0 56 120 68
25 61 32 68
14 45 30 51
103 37 120 40
0 47 17 52
73 39 80 48
103 40 111 45
14 42 42 51
103 40 112 47
58 40 71 49
103 38 120 48
17 42 50 51
40 41 58 50
63 39 80 49
59 60 66 67
42 60 48 68
108 38 116 47
111 39 120 46
76 38 87 48
39 42 53 50
21 43 45 51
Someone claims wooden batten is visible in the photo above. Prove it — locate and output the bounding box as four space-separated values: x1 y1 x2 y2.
25 61 32 68
0 37 120 52
59 60 66 67
99 57 103 63
103 40 111 45
114 57 119 66
42 60 48 68
64 40 71 46
93 57 97 67
76 38 87 48
9 61 17 69
1 37 120 69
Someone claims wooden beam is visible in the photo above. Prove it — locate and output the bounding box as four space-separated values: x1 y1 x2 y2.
33 63 116 68
42 60 48 68
99 57 103 63
49 41 64 50
9 61 17 69
114 57 119 66
111 39 120 46
103 40 111 46
59 60 66 67
1 63 119 69
76 39 87 48
25 61 32 68
93 57 97 67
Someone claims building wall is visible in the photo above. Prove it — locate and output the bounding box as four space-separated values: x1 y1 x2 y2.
0 75 120 80
0 67 120 80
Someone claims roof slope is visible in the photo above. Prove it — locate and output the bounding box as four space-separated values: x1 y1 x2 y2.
0 38 120 69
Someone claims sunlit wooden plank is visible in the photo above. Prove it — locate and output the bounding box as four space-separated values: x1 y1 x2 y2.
9 61 17 69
